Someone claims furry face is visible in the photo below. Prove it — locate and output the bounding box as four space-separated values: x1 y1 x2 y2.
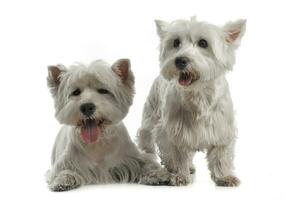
47 59 134 143
156 17 246 87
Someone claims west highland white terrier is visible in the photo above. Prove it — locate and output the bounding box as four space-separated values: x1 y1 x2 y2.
46 59 170 191
137 17 246 186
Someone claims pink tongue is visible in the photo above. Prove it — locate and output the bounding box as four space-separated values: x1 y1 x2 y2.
81 123 101 144
179 78 191 86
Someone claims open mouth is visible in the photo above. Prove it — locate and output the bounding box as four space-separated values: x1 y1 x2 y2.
77 119 105 144
178 71 200 86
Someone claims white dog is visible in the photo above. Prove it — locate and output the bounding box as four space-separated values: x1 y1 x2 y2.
137 17 246 186
46 59 170 191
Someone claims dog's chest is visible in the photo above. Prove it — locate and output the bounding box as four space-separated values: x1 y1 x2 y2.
85 135 118 165
161 87 233 149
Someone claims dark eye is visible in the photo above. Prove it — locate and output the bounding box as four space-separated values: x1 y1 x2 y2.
198 39 208 48
97 89 110 94
173 38 181 48
71 88 81 96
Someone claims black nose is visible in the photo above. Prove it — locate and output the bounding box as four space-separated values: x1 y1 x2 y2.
80 103 96 117
175 57 189 70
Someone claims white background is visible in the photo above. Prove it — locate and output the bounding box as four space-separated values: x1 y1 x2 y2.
0 0 287 199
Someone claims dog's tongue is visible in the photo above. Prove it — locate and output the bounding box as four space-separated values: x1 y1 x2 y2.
179 73 192 86
81 120 101 144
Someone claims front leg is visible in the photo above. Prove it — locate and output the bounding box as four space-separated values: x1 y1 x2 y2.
206 142 240 187
160 145 191 186
140 166 172 186
49 170 83 192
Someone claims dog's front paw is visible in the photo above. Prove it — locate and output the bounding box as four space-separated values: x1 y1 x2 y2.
169 174 190 186
214 175 240 187
49 174 79 192
140 168 171 186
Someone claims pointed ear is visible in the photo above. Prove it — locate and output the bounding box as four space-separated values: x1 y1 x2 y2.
112 59 134 87
223 19 246 47
47 64 66 96
155 19 169 39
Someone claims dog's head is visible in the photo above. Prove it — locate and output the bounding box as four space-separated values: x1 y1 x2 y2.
155 16 246 87
47 59 134 143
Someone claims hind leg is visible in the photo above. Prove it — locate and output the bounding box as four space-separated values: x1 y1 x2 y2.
137 100 159 154
188 151 196 175
137 78 161 154
137 127 156 154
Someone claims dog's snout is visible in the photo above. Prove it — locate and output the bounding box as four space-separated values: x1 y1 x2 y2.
175 57 189 70
80 103 96 117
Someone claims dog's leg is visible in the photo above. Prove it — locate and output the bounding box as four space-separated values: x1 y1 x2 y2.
160 145 191 186
137 81 160 154
139 164 172 186
188 151 196 175
137 124 156 154
206 142 240 187
49 170 83 192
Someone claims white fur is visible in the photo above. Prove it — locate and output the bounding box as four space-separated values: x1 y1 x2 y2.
137 17 246 186
46 59 170 191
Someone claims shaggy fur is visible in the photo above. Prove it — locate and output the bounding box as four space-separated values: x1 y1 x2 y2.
137 17 246 186
46 59 170 191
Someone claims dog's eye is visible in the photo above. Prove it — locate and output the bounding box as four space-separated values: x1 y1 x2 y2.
197 39 208 48
97 89 110 94
173 38 181 48
71 88 81 96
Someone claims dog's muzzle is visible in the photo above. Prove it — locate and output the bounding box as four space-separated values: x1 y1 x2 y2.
175 57 200 86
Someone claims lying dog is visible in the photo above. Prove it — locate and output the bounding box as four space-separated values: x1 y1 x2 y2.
46 59 170 191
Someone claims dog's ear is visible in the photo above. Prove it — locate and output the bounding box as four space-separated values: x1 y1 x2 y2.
47 64 66 96
112 59 134 88
223 19 246 48
155 20 169 39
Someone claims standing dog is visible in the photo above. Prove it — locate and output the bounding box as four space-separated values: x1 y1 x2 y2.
137 17 246 186
46 59 170 191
